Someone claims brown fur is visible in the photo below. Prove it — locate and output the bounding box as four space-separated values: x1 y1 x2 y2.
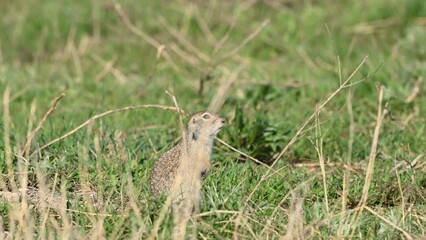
149 111 225 197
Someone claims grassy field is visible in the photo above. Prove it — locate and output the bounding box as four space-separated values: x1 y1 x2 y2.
1 0 425 239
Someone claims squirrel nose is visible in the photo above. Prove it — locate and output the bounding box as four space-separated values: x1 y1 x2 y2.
221 118 226 124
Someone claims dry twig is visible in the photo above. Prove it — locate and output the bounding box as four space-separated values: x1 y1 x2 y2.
31 104 180 156
21 93 65 156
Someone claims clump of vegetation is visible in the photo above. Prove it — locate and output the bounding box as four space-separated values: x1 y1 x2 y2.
226 103 288 164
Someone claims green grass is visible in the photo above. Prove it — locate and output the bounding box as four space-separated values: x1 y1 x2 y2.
1 0 425 239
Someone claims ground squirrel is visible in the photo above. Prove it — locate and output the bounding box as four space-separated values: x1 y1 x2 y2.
149 111 225 198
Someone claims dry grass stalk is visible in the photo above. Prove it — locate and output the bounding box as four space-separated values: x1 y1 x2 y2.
365 206 413 240
348 85 388 237
17 155 33 239
208 63 246 113
296 46 319 70
395 167 406 227
390 154 424 172
303 206 362 238
350 18 401 34
2 86 16 191
77 142 96 217
338 87 355 237
237 79 304 88
280 186 307 240
290 161 362 174
39 171 59 234
23 100 37 159
168 43 200 67
91 54 128 84
122 174 147 238
198 218 226 240
213 34 231 54
69 30 84 83
21 93 65 157
113 2 180 72
159 16 211 63
260 177 318 238
32 104 180 156
314 109 329 214
59 178 72 239
231 210 243 240
358 85 387 206
192 5 216 44
216 138 285 177
2 87 42 238
219 18 270 61
405 76 422 103
199 16 269 96
9 86 31 103
144 131 158 155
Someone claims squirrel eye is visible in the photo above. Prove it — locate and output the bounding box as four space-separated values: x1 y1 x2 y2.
202 113 211 120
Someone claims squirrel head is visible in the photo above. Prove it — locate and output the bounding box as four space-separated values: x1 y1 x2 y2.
186 111 225 143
